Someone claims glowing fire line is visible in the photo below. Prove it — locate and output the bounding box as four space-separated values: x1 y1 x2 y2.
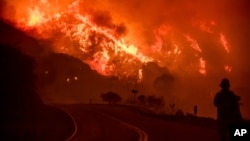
220 33 230 53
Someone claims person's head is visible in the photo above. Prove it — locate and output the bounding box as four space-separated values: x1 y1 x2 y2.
219 78 230 90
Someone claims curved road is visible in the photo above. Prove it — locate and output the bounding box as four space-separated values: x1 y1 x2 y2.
60 105 140 141
59 104 219 141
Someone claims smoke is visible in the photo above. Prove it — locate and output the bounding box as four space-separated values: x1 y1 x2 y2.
140 62 175 96
153 73 174 94
90 10 128 37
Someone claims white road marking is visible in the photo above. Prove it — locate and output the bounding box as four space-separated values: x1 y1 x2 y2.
101 113 148 141
61 107 148 141
60 108 78 141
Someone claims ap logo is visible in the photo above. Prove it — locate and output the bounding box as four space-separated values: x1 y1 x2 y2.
233 129 247 136
230 124 250 141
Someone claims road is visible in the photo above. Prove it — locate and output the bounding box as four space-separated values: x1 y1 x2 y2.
59 105 139 141
58 104 219 141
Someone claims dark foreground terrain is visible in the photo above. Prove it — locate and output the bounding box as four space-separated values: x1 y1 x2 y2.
1 104 75 141
57 104 220 141
0 22 75 141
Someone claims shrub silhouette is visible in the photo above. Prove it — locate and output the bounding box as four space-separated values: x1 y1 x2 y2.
137 94 146 106
145 95 165 109
101 91 122 104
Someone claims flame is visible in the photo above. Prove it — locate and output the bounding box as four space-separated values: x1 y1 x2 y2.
184 34 202 53
138 69 143 83
27 8 45 26
150 24 170 53
173 45 181 55
2 0 234 81
199 57 206 75
199 21 213 33
224 65 232 73
220 33 230 53
88 48 111 75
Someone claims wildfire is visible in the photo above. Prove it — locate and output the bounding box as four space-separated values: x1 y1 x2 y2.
12 0 152 79
2 0 234 81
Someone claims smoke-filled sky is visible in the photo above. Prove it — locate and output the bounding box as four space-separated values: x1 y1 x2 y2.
1 0 249 118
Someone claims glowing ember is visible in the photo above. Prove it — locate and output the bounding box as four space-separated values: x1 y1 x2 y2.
66 78 70 83
224 65 232 73
138 69 143 83
220 33 230 53
199 58 206 75
173 45 181 55
74 76 78 80
199 21 213 33
184 35 202 53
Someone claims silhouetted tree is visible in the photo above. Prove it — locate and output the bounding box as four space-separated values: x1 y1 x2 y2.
137 94 146 106
101 91 122 104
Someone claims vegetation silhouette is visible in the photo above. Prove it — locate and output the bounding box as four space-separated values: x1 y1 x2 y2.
137 94 146 106
175 109 185 117
145 95 165 110
169 104 176 115
214 78 242 141
101 91 122 104
136 94 165 110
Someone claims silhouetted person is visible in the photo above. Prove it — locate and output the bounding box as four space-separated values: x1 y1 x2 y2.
194 105 198 116
214 78 242 141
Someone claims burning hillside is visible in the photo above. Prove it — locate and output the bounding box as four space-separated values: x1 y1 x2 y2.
1 0 249 118
1 0 241 81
